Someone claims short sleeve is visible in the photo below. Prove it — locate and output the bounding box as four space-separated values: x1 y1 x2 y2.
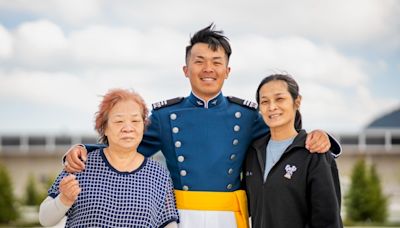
47 171 68 199
158 175 179 227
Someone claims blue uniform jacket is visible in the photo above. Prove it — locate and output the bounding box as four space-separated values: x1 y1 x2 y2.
139 92 267 192
86 92 341 192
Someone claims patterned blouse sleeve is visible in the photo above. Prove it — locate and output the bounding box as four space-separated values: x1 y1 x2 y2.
48 171 69 198
158 172 179 227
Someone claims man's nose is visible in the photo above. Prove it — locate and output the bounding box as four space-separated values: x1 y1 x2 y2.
203 62 214 72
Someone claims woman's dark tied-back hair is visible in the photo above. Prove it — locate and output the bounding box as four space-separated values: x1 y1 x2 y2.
185 23 232 64
256 74 302 130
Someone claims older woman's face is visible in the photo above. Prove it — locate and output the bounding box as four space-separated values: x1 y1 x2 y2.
105 99 144 151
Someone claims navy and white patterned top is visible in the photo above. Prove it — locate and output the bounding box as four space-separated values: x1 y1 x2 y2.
48 149 179 228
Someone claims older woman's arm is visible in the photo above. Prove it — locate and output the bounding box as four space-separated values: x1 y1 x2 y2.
40 174 80 226
164 221 178 228
39 196 70 226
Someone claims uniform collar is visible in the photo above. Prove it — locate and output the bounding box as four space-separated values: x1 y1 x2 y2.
188 92 224 109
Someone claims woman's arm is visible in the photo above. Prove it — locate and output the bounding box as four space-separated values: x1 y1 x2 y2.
39 196 70 226
308 153 343 228
164 221 178 228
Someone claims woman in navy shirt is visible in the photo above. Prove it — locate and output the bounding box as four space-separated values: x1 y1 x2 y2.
39 89 179 228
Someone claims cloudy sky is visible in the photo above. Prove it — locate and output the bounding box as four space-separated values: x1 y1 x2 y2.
0 0 399 136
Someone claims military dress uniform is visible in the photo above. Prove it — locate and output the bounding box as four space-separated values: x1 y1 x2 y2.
140 92 267 228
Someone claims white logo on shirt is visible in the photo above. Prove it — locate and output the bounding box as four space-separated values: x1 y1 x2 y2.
284 164 297 179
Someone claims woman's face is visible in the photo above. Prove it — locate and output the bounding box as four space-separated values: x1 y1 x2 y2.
105 99 144 151
258 80 299 130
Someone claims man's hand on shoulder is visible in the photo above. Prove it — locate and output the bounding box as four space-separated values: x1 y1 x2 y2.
64 145 87 173
306 130 330 153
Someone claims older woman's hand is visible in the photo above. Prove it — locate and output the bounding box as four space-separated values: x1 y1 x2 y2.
59 175 81 206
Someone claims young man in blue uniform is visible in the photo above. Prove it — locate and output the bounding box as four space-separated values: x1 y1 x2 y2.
64 24 341 228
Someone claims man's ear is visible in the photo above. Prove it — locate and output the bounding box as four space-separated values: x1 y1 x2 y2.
225 66 231 79
183 66 189 78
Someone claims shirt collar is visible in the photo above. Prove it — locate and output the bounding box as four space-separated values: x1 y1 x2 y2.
189 92 224 108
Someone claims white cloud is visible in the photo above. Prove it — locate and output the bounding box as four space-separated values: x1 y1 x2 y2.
110 0 400 49
0 24 13 58
68 26 186 67
231 35 366 87
50 0 102 25
0 0 102 26
0 0 398 134
2 0 399 48
0 69 94 111
13 20 68 65
284 0 398 46
69 26 143 65
226 34 396 133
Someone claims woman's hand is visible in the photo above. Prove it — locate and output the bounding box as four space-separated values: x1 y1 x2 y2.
59 175 81 206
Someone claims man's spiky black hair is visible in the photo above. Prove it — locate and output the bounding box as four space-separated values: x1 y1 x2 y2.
185 23 232 63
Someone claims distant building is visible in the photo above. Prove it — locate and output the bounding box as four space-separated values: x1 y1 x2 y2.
367 107 400 129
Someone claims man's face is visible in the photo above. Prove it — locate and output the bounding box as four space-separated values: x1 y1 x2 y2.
183 43 230 101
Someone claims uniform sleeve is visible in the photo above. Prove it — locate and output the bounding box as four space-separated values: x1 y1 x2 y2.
252 112 269 141
241 155 251 217
138 111 163 157
328 134 342 158
158 174 179 227
84 144 107 153
307 153 342 228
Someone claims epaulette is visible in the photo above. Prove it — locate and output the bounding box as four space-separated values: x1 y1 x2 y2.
152 97 184 110
227 96 258 110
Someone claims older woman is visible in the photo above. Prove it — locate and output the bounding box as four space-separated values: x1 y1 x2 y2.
39 89 179 227
244 74 342 228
